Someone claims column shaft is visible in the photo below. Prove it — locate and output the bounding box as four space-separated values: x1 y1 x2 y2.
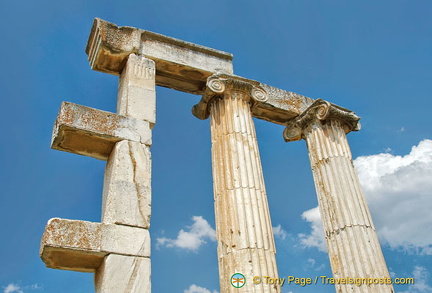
304 119 393 293
102 140 151 228
209 89 279 293
96 54 155 293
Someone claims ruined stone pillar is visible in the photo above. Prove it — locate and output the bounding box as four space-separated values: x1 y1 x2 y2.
96 53 155 293
284 100 394 293
193 75 280 293
41 53 155 293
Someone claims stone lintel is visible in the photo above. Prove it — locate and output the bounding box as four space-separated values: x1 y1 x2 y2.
86 18 233 94
51 102 151 160
40 218 150 273
85 19 315 124
192 74 314 125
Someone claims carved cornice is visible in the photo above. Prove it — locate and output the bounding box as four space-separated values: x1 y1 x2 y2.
283 99 361 142
192 74 268 120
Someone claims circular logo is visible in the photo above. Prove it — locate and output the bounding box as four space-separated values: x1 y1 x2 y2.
231 273 246 288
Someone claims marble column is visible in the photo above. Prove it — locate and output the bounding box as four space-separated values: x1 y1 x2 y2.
194 75 280 293
96 53 155 293
284 99 394 293
40 53 155 293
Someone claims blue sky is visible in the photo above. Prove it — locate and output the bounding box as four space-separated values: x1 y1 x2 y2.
1 1 431 293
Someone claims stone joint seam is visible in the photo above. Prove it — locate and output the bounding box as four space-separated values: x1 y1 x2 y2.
218 247 277 255
326 224 375 238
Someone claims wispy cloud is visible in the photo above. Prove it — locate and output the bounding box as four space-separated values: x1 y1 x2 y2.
3 283 42 293
305 258 325 271
4 284 23 293
399 266 432 293
273 225 288 240
184 284 218 293
157 216 216 252
299 139 432 254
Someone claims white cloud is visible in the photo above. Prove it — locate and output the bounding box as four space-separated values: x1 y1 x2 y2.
184 284 218 293
273 225 288 240
3 283 42 293
157 216 216 251
355 139 432 254
298 207 326 252
398 266 432 293
305 258 325 271
4 284 23 293
299 139 432 254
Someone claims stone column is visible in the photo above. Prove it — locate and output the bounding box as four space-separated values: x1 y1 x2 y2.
284 99 394 293
40 53 155 293
96 53 155 293
193 75 280 293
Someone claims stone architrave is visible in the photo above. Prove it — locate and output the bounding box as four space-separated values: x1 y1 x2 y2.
193 75 280 293
86 18 314 125
284 99 394 293
41 53 155 293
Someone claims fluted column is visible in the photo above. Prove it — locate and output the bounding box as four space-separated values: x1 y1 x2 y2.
284 100 393 293
194 75 279 293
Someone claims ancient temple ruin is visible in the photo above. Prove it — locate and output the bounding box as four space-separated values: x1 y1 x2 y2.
40 18 394 293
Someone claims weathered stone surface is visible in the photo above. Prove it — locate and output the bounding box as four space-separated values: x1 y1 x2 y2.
51 102 152 160
40 218 150 272
95 254 151 293
254 83 313 124
218 249 279 293
102 140 151 228
86 18 314 125
101 224 150 257
284 102 393 293
117 54 156 125
208 76 280 293
86 18 233 94
283 99 361 142
193 74 314 125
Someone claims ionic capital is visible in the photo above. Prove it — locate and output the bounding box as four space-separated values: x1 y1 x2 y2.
192 74 268 120
283 99 361 142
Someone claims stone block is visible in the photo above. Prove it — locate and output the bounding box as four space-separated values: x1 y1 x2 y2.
95 254 151 293
102 140 151 228
40 218 104 272
51 102 152 160
86 18 233 94
40 218 150 272
117 54 156 124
